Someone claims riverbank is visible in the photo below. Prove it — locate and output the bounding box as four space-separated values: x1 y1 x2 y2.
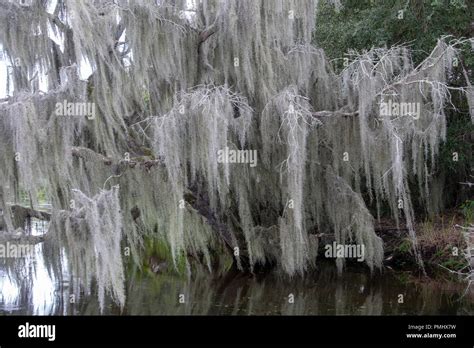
380 211 470 276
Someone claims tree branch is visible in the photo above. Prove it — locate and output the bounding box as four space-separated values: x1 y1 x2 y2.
71 146 243 262
198 23 217 44
0 231 46 244
197 21 218 80
10 205 51 221
311 108 358 119
71 146 165 170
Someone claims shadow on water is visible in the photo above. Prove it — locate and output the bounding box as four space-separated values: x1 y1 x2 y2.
1 221 473 315
114 265 474 316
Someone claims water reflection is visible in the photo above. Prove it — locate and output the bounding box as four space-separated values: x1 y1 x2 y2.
1 221 473 315
0 220 67 315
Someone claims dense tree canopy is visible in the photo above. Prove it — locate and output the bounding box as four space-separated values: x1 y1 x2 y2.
0 0 472 310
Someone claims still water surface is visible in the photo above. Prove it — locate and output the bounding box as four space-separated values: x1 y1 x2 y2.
1 221 473 315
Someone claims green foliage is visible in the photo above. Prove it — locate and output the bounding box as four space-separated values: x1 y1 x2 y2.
460 199 474 223
315 0 473 212
315 0 472 69
440 257 467 271
37 187 47 204
434 244 467 272
438 113 473 169
398 238 413 254
395 271 411 283
142 89 150 109
143 236 187 275
437 106 473 206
